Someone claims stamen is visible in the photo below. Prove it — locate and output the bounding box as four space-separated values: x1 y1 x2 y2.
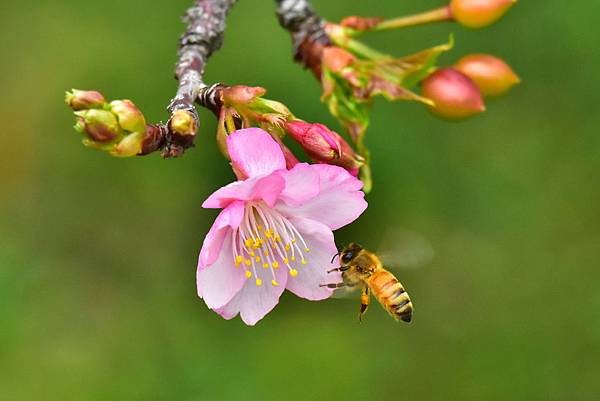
233 202 313 288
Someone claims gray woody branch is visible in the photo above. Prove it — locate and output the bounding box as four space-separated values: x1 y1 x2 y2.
150 0 235 157
275 0 331 77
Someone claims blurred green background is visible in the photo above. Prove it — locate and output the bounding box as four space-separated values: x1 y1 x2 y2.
1 1 599 400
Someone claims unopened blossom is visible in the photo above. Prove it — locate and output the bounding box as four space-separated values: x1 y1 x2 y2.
285 120 364 176
197 128 367 325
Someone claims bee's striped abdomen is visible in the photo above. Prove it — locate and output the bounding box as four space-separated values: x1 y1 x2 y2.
368 270 413 323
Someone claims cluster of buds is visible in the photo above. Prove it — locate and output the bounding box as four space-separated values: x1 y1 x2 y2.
421 54 520 120
287 0 520 188
216 85 364 177
65 89 162 157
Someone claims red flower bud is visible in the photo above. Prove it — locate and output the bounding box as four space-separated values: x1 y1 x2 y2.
454 53 520 97
421 68 485 120
285 121 363 172
65 89 106 110
74 109 121 142
450 0 516 28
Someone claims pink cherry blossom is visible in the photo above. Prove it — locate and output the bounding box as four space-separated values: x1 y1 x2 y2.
197 128 367 325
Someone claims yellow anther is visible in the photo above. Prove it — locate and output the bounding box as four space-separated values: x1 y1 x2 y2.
244 259 251 266
264 251 269 257
255 279 263 286
305 247 310 252
283 258 289 264
271 280 279 287
245 270 252 278
244 239 252 247
263 263 269 268
258 225 263 230
289 269 298 277
249 251 255 257
291 256 296 261
275 235 282 243
255 256 261 262
235 255 243 264
301 259 307 265
292 239 297 243
285 243 291 251
272 261 279 269
265 230 272 238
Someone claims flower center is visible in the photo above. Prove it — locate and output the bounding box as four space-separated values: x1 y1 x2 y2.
232 202 310 286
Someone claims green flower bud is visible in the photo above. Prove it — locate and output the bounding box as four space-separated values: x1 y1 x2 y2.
74 109 121 142
109 100 146 133
65 89 106 110
450 0 516 28
111 131 145 157
421 68 485 120
454 53 520 97
169 110 197 137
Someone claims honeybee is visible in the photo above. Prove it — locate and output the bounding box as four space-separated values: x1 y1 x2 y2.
321 243 413 323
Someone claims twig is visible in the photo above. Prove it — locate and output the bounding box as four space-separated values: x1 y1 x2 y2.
151 0 236 157
275 0 331 78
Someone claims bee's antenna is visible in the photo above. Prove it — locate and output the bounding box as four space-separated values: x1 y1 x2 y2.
330 252 341 264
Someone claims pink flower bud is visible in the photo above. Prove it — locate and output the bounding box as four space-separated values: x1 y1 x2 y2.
74 109 121 142
222 85 267 105
454 53 520 97
421 68 485 120
109 100 146 133
285 121 363 171
65 89 106 110
450 0 516 28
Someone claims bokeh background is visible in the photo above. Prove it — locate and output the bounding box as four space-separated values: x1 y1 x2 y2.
1 1 599 400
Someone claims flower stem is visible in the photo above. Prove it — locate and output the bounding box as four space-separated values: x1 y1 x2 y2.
358 6 452 34
342 37 389 60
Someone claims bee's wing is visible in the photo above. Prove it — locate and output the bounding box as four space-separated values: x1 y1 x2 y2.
377 227 434 272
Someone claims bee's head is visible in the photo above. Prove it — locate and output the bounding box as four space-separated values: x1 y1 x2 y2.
340 242 363 265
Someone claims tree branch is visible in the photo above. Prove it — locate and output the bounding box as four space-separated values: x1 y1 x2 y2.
151 0 236 157
275 0 332 78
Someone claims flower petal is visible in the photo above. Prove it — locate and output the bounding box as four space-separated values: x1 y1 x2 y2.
277 163 320 206
197 230 247 309
198 201 245 269
275 164 367 230
214 267 288 325
284 217 341 300
202 174 285 209
227 128 286 179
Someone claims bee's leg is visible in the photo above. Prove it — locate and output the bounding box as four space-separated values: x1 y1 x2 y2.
319 282 346 289
359 287 370 322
